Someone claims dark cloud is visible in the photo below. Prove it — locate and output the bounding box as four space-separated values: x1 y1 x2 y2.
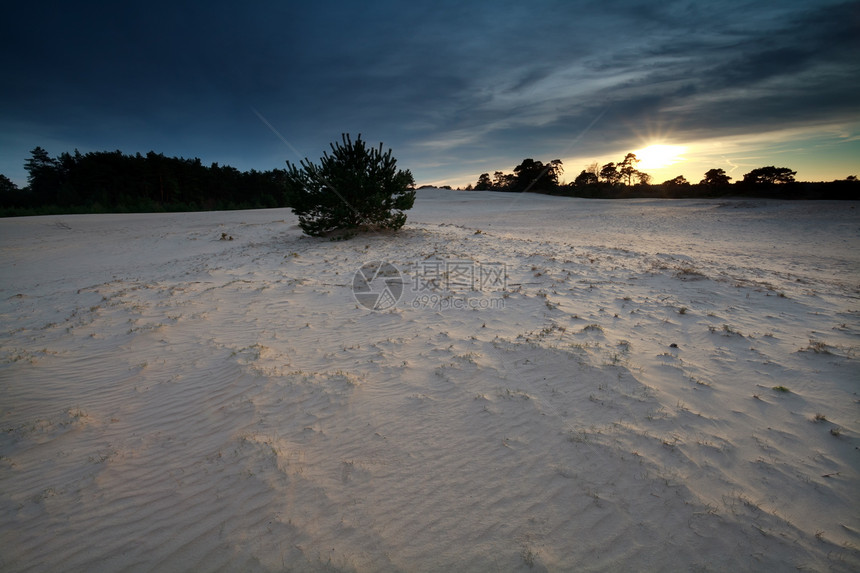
1 0 858 186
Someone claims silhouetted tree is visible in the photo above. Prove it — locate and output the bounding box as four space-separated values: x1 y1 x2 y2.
0 174 17 194
618 153 641 186
513 159 541 185
475 173 493 190
599 162 620 185
573 170 598 186
24 146 61 201
742 166 796 185
286 134 415 237
493 170 515 190
700 168 731 187
550 158 564 180
663 175 690 188
506 158 563 192
636 172 652 186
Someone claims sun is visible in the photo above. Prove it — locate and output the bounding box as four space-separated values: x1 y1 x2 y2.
634 144 687 170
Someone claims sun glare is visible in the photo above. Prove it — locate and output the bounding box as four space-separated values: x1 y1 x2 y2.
635 144 687 169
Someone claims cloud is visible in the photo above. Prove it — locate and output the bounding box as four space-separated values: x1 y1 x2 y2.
1 0 857 187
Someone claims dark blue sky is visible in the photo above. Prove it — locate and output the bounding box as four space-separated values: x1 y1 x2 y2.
2 1 859 188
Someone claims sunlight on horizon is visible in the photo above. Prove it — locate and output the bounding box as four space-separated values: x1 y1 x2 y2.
634 144 687 170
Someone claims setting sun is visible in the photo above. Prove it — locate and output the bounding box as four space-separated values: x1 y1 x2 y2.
634 144 687 170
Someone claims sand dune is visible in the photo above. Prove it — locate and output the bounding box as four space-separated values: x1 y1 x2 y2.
1 190 858 571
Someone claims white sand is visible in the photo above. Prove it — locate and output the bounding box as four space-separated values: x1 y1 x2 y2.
1 189 858 571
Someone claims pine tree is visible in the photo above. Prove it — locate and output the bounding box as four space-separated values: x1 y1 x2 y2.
286 134 415 237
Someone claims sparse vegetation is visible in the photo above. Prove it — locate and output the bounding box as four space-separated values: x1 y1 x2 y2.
710 324 743 337
521 545 537 567
568 429 590 443
802 340 831 354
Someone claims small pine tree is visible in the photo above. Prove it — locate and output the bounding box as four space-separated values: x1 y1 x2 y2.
286 134 415 237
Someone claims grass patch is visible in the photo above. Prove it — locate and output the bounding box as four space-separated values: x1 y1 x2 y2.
802 340 831 354
709 324 743 337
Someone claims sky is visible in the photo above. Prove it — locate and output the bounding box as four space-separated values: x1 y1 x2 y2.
2 0 859 189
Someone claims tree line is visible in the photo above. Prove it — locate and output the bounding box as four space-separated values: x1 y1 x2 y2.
2 146 858 217
0 147 292 216
469 155 858 199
